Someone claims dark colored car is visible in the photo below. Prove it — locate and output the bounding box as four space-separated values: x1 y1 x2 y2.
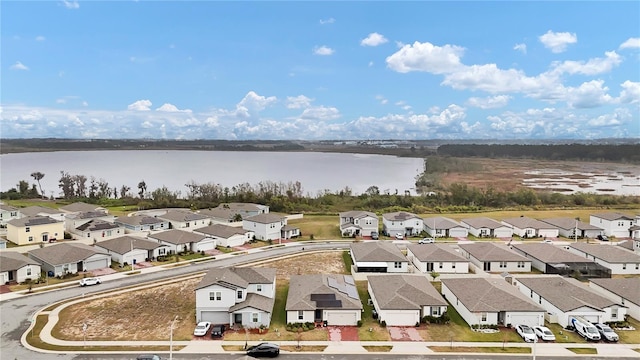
597 235 609 241
246 342 280 358
371 231 379 240
211 324 225 338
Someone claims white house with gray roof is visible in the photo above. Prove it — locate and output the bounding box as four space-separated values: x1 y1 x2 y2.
424 217 468 238
71 219 124 241
115 215 169 234
442 277 545 328
157 209 211 230
406 244 469 274
350 241 409 273
567 243 640 275
458 243 531 273
514 276 627 327
0 204 22 226
64 211 116 234
0 251 41 284
540 218 603 239
368 274 447 326
590 278 640 320
95 235 170 266
243 213 289 241
148 229 216 253
195 267 276 327
511 243 600 274
28 243 110 277
382 211 424 237
198 207 239 224
19 206 66 222
194 224 254 248
501 217 559 238
217 203 269 217
286 274 362 326
339 211 378 238
461 217 513 238
590 213 635 238
59 202 106 214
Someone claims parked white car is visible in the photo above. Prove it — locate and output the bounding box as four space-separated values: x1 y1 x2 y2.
515 324 537 342
533 326 555 341
395 233 404 240
594 323 619 342
419 237 435 244
79 277 101 287
193 321 211 336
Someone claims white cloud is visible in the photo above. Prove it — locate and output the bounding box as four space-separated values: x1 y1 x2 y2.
549 51 621 76
386 41 465 74
61 0 79 9
619 37 640 49
319 17 335 25
286 95 313 109
368 61 374 67
513 43 527 54
565 80 613 109
466 95 511 109
618 81 640 104
127 99 152 111
539 30 577 53
313 45 335 56
238 91 277 112
299 106 341 121
56 98 67 104
82 101 89 107
375 95 388 105
361 32 388 47
395 101 411 111
10 61 29 71
156 103 192 113
35 36 46 41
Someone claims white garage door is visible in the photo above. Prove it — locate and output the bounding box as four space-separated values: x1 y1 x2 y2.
84 257 109 271
449 228 468 238
0 272 7 284
509 314 540 328
580 314 600 323
200 311 228 324
495 229 513 238
197 239 216 252
326 312 357 326
383 312 418 326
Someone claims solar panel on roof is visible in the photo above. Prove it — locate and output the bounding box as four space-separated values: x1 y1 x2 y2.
316 300 342 308
27 217 55 225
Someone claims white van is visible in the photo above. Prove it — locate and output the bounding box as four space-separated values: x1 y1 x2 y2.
571 316 601 341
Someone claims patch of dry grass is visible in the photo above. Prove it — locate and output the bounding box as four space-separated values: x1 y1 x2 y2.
429 346 531 353
363 345 393 352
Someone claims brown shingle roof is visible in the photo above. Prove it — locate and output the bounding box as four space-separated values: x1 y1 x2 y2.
459 243 529 262
516 276 621 311
569 243 640 263
442 277 543 312
368 275 446 310
350 241 407 263
407 243 467 262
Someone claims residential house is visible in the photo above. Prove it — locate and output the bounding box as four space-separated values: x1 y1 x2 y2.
242 213 288 241
28 243 111 277
461 217 513 238
590 278 640 320
423 217 468 238
406 244 469 274
540 218 603 239
197 207 239 224
195 267 276 328
618 239 640 254
71 219 125 241
148 229 216 253
95 235 170 266
0 251 41 284
114 215 169 234
286 274 362 326
216 203 269 218
458 243 531 273
19 206 66 222
511 243 609 277
194 224 254 248
64 211 116 234
368 274 447 326
59 202 106 214
631 214 640 240
501 217 559 239
567 243 640 275
590 213 635 238
441 277 545 327
382 212 424 237
6 216 65 245
281 224 301 240
514 276 627 328
157 209 211 230
339 211 379 238
0 204 21 226
349 241 409 273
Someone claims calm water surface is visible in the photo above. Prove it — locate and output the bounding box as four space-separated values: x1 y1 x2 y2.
0 151 425 197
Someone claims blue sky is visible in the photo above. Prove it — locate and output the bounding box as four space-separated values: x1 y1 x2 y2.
2 1 639 140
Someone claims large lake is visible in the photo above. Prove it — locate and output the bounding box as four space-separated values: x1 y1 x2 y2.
0 151 425 197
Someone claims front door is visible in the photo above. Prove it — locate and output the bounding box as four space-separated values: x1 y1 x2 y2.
234 313 242 325
42 233 48 242
426 262 434 271
314 309 322 322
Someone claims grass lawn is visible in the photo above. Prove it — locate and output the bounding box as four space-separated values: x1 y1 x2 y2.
430 346 531 353
363 345 393 352
616 317 640 344
567 347 598 354
288 215 342 240
545 323 585 343
355 281 391 341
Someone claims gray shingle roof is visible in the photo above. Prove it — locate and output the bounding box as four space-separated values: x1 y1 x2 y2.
512 243 595 264
350 241 407 263
461 217 508 229
95 236 165 254
339 210 377 219
67 211 110 220
76 219 121 232
459 243 529 262
229 293 275 313
7 216 62 227
407 243 467 262
442 277 543 312
245 213 285 224
195 224 248 238
115 215 166 226
540 218 602 231
286 274 362 311
382 211 420 221
158 209 210 222
424 217 464 229
197 208 237 220
196 267 276 290
218 203 266 211
516 276 621 311
590 278 640 307
59 202 103 213
0 251 39 272
368 274 446 310
19 206 63 216
591 213 634 221
502 217 556 230
569 243 640 263
28 243 107 265
148 229 207 245
0 204 19 212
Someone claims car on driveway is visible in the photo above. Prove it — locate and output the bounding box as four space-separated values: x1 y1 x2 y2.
419 237 435 244
594 323 619 342
78 277 101 287
596 235 609 241
533 325 555 341
371 231 379 240
193 321 211 336
246 342 280 357
211 324 225 338
395 233 404 240
515 324 537 342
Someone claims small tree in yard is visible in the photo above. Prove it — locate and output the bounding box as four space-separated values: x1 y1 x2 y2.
430 271 440 281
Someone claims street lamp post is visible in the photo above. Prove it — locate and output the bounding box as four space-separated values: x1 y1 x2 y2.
169 315 179 360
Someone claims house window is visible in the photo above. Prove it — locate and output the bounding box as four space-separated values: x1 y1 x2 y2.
237 290 243 299
517 261 525 268
530 290 533 297
26 267 32 276
159 248 166 255
439 262 443 269
394 262 402 268
106 230 112 236
298 311 304 320
499 261 507 268
256 284 262 292
431 307 441 316
25 227 30 233
87 233 91 238
210 291 222 301
28 236 33 242
186 222 190 228
622 264 627 270
452 263 456 269
252 313 259 323
481 312 487 322
636 264 639 270
611 308 618 319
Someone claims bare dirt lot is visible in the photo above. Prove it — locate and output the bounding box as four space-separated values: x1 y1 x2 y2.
53 251 347 341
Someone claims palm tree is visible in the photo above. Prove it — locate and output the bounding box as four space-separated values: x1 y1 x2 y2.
31 171 45 198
